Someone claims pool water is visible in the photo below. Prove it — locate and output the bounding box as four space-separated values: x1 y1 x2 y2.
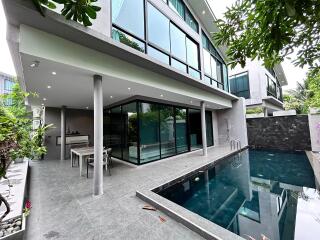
156 149 320 240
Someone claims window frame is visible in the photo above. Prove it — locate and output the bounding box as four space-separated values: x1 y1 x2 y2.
201 31 228 91
111 1 201 79
229 71 251 99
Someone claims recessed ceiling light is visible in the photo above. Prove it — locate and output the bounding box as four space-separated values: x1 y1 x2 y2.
128 87 131 91
190 100 193 104
110 96 113 99
86 107 89 109
202 10 206 15
47 85 51 89
52 72 56 75
43 98 47 101
30 61 39 68
160 94 164 97
41 103 44 106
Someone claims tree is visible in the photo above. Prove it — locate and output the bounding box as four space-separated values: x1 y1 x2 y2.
0 83 52 221
31 0 101 27
214 0 320 72
305 71 320 109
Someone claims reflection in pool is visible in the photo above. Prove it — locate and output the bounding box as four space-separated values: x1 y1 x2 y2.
156 149 320 240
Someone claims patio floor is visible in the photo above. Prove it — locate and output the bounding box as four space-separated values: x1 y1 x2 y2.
25 145 238 240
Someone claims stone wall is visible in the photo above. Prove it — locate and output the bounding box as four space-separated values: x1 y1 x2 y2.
247 115 311 151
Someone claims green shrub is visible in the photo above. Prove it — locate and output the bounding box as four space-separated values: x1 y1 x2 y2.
246 107 264 114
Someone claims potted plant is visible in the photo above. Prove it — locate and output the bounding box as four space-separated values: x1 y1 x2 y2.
32 123 54 160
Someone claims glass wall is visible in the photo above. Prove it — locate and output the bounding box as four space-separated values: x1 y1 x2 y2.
160 105 176 158
111 0 201 80
139 102 161 163
104 100 215 164
175 108 188 153
230 72 250 99
206 111 214 147
188 109 202 150
122 103 138 164
202 31 229 91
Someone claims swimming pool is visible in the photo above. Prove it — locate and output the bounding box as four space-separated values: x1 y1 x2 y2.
155 149 320 240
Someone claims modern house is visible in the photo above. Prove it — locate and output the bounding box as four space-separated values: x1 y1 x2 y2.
0 71 15 105
229 60 288 116
2 0 248 195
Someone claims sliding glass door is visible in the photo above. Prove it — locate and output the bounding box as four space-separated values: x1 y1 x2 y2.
175 108 188 153
160 105 176 158
188 109 202 150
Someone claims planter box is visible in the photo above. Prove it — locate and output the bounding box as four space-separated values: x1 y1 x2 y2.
246 113 264 118
273 110 296 116
309 108 320 115
0 215 26 240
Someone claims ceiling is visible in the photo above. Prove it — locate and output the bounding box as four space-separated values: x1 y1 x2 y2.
21 53 225 110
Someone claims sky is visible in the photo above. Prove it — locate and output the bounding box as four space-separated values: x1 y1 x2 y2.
0 1 308 90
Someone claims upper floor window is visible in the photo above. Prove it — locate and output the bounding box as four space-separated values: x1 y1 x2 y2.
230 72 250 99
3 79 14 106
267 75 283 101
112 0 145 39
202 32 228 91
164 0 199 32
111 1 200 80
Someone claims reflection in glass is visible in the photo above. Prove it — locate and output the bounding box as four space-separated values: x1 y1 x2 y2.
175 108 188 153
147 46 170 65
111 0 145 39
189 68 201 79
217 61 223 83
185 8 198 32
204 76 211 85
188 109 202 150
110 107 122 158
170 24 186 62
186 38 199 69
205 111 213 146
169 0 185 18
171 59 187 73
112 28 145 53
122 103 138 163
139 103 160 163
211 56 217 80
147 3 170 52
203 49 211 76
160 105 176 158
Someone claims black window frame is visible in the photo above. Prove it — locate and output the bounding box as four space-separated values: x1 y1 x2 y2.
110 0 201 80
104 99 214 165
201 31 228 91
163 0 199 33
229 71 251 99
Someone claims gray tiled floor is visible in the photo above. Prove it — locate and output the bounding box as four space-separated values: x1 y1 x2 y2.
25 145 236 240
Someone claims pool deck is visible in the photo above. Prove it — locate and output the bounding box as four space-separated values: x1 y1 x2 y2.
24 145 239 240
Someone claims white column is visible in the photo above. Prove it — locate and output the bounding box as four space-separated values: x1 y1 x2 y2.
201 101 207 156
60 106 66 160
93 75 104 196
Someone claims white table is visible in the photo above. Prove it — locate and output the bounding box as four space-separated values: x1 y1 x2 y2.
71 147 107 176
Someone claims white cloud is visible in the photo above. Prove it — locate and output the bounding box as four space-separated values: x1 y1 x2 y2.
0 1 16 76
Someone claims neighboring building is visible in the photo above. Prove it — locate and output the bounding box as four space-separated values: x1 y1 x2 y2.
0 72 15 105
229 60 288 116
3 0 248 192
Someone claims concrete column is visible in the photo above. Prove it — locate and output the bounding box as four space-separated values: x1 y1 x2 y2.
201 101 207 156
93 75 104 196
60 106 66 160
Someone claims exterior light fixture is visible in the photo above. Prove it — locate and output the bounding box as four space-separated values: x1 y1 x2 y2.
52 72 56 75
30 61 40 68
110 96 113 99
202 10 205 15
128 87 131 91
160 94 164 97
43 98 47 101
47 85 51 89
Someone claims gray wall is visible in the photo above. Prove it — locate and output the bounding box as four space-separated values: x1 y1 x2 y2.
44 107 94 160
217 97 248 148
247 115 311 151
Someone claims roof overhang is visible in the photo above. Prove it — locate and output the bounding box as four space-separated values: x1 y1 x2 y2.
2 0 237 102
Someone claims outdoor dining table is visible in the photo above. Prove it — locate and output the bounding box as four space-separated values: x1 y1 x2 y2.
71 147 107 176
